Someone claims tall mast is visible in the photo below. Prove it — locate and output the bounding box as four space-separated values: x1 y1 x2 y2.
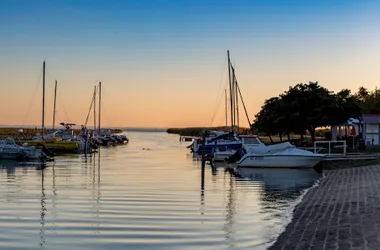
84 86 96 127
225 89 227 127
234 72 239 131
237 83 252 130
98 82 101 134
42 61 46 139
52 80 57 130
227 51 234 133
94 85 97 131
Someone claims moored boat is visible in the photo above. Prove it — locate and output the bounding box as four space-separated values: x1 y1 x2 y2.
0 138 54 160
21 138 79 152
215 135 325 168
192 131 242 154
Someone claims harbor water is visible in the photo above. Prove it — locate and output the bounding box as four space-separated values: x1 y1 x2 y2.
0 131 321 250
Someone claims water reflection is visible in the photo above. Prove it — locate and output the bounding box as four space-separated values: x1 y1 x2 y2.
234 168 321 222
235 168 320 192
39 166 46 247
224 171 237 248
92 151 101 234
0 161 17 181
0 132 323 250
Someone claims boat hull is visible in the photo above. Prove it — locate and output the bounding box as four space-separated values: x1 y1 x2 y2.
21 140 79 152
213 150 235 162
195 141 242 154
0 152 23 160
237 154 324 168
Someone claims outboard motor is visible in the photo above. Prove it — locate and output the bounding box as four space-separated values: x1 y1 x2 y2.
113 135 123 143
226 148 245 163
37 143 55 158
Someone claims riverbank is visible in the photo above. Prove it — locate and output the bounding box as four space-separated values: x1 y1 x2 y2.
166 127 252 137
269 164 380 250
166 127 316 145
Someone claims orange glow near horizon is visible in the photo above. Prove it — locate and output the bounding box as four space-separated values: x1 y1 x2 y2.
1 2 380 128
1 62 379 129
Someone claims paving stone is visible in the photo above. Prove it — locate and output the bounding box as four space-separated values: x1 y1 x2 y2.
269 165 380 250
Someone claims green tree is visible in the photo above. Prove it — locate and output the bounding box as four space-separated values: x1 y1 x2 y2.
253 81 362 143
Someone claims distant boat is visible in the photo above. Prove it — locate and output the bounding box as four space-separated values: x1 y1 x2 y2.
95 128 129 146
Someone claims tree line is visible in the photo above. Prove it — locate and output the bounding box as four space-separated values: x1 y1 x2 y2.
252 81 379 143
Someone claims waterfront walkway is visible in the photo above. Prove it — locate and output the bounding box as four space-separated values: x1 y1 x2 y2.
269 165 380 250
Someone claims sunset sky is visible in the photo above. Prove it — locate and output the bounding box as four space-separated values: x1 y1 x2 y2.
1 0 379 128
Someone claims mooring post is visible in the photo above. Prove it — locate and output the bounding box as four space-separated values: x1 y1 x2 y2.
201 130 206 191
84 130 89 155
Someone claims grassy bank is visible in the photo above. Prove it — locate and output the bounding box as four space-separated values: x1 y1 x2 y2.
166 127 252 137
166 127 302 145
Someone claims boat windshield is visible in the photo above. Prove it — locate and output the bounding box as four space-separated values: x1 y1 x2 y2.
242 137 261 145
208 132 237 142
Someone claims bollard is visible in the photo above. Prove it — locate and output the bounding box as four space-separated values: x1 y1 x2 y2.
201 130 206 191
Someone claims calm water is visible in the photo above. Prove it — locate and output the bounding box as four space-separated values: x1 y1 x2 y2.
0 131 321 250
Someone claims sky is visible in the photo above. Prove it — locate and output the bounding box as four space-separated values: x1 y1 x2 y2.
0 0 379 128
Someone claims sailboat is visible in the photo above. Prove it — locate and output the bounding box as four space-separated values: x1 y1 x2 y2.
20 62 79 152
191 51 243 154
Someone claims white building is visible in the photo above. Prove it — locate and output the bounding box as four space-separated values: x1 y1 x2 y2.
362 114 380 145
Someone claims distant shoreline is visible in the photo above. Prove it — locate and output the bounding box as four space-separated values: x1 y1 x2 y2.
166 127 251 137
0 125 167 132
0 127 123 138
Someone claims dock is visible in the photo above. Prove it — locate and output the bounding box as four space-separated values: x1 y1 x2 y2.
324 153 380 161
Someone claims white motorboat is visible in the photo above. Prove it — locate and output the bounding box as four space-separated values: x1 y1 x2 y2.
216 135 325 168
0 138 52 160
236 146 325 168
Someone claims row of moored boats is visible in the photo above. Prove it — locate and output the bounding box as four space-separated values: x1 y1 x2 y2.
0 125 129 161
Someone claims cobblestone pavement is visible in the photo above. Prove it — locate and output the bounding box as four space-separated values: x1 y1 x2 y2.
269 165 380 250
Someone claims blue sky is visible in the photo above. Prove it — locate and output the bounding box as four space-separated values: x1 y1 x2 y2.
0 0 379 127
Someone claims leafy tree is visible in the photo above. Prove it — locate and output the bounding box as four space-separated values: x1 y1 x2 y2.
253 81 362 143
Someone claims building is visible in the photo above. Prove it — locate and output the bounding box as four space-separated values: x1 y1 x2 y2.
362 114 380 145
330 115 380 146
331 117 359 137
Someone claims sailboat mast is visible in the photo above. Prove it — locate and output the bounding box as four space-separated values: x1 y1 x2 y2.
237 83 252 130
52 80 57 130
84 87 95 127
94 85 97 131
98 82 101 134
235 74 239 131
42 61 46 139
225 89 227 127
227 50 235 133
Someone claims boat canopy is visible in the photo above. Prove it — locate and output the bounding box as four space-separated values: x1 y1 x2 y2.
208 132 237 143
